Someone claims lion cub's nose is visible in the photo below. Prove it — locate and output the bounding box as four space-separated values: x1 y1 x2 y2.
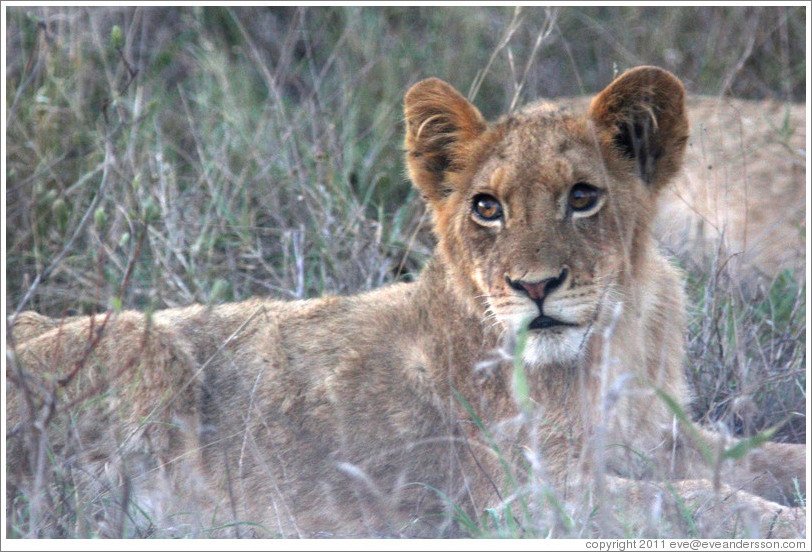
506 267 568 302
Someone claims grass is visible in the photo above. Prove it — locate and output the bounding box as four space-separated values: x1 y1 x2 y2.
682 259 806 443
4 5 806 539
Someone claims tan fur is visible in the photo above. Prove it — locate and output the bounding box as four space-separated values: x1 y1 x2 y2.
657 97 806 280
6 67 805 538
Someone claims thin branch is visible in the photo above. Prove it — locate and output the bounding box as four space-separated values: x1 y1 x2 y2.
11 157 109 320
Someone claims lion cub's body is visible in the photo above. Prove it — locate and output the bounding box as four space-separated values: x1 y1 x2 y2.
7 67 805 538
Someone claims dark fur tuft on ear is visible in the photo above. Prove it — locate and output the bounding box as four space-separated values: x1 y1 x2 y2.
589 66 689 190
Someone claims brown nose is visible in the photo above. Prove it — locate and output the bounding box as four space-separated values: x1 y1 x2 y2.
506 267 568 302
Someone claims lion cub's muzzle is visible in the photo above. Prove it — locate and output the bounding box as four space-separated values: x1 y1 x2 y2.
505 267 577 330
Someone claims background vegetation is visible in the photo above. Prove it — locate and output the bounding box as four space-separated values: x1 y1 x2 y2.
5 5 806 538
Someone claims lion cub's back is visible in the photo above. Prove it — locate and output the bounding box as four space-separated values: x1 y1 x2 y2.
8 311 79 344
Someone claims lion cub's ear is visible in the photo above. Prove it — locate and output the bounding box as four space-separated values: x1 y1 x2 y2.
404 78 487 205
589 66 689 191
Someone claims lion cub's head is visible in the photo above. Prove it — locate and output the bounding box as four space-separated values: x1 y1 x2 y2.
404 66 688 366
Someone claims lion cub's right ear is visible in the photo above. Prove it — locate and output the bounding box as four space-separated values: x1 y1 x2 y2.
404 78 487 205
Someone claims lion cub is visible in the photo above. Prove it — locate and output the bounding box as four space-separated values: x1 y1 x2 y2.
7 66 805 538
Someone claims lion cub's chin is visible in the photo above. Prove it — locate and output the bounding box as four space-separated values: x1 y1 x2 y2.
518 325 588 368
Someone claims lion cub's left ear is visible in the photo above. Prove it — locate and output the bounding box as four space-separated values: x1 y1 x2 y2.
589 66 689 191
404 78 487 205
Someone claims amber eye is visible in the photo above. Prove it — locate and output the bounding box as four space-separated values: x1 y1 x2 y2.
568 183 602 212
472 194 503 223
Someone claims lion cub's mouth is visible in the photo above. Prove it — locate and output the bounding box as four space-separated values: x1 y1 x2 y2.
527 314 578 331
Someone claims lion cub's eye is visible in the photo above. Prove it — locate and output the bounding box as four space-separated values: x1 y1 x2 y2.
568 183 602 213
472 194 503 224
